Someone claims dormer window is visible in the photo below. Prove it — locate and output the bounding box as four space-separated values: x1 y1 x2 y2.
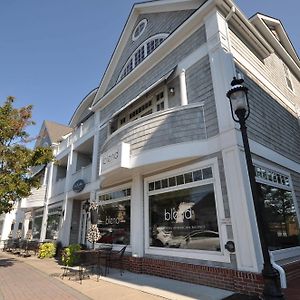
118 33 169 82
132 19 147 41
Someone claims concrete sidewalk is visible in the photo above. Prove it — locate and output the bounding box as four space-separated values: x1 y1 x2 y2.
0 252 234 300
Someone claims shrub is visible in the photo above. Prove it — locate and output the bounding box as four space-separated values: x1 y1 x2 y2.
61 244 81 266
38 242 56 259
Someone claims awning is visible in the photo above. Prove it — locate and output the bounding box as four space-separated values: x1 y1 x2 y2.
110 67 176 120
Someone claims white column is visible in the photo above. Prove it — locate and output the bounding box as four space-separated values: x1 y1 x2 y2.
130 173 144 257
59 146 74 246
40 162 54 242
179 69 188 106
205 9 262 272
91 111 101 182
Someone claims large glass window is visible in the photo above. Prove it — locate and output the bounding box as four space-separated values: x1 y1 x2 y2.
149 183 220 251
255 165 300 250
46 214 60 240
32 216 43 239
97 188 131 245
259 183 300 250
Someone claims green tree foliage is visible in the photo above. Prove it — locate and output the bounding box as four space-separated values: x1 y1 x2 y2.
0 97 53 214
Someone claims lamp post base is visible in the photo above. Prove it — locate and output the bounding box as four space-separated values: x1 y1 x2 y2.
262 267 285 299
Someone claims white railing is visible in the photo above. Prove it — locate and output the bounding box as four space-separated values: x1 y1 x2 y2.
51 178 66 197
56 115 95 155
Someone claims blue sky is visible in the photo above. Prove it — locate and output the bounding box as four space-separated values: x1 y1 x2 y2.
1 0 299 141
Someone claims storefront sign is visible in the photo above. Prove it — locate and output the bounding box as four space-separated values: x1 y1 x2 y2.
73 179 85 193
100 142 130 173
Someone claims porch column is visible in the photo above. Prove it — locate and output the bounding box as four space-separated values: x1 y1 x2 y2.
179 69 188 106
130 173 144 257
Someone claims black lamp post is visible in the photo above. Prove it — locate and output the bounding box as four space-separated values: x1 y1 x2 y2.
83 200 90 245
226 77 284 300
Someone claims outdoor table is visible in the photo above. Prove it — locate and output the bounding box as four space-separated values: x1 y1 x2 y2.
76 245 113 280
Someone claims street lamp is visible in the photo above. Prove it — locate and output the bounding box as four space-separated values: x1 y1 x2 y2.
83 200 90 245
226 77 284 300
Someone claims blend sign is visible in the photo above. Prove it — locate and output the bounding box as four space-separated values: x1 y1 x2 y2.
100 142 130 173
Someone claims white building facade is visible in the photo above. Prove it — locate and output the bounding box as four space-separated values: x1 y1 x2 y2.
2 0 300 296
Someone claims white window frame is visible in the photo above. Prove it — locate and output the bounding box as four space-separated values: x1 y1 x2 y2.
132 19 147 41
118 33 169 82
144 158 230 263
253 159 300 261
96 184 132 251
117 86 169 129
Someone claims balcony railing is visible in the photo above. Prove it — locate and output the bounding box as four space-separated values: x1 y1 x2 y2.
56 115 95 155
102 105 207 156
51 178 66 197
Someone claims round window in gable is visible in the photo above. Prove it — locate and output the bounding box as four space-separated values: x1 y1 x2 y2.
132 19 147 41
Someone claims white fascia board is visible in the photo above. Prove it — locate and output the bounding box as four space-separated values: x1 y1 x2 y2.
250 15 300 79
69 88 98 126
93 0 203 104
217 0 273 59
251 14 299 63
92 0 217 112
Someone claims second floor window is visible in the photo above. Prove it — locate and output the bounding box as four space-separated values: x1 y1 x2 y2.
118 33 169 82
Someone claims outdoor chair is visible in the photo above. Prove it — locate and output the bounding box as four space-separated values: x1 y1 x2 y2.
107 245 127 276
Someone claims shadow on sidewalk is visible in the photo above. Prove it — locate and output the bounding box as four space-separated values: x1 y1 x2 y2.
0 257 17 268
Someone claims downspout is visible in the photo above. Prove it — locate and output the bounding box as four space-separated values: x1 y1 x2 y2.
225 5 236 53
270 252 287 288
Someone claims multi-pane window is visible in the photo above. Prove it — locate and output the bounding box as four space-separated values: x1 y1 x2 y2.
147 166 220 251
146 38 165 55
119 34 169 81
134 46 145 67
132 19 147 41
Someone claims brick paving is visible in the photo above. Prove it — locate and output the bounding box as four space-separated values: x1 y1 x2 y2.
0 256 90 300
1 251 299 300
0 253 164 300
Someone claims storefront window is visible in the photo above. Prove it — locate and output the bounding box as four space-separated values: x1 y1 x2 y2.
46 214 60 240
259 183 300 250
149 183 220 251
32 216 43 239
97 190 130 245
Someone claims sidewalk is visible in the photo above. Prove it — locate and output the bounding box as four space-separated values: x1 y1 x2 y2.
0 252 233 300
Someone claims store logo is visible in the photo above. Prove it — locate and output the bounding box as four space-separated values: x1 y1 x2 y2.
105 216 121 225
164 208 192 221
73 179 85 193
103 151 119 165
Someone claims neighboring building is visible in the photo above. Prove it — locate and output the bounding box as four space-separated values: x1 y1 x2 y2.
2 0 300 297
0 120 72 245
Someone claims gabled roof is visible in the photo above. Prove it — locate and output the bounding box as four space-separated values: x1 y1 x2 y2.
69 88 97 127
250 13 300 78
35 120 72 147
91 0 204 108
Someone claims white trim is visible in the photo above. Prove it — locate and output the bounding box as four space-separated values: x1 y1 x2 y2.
92 0 217 110
118 33 169 82
132 19 148 41
250 140 300 174
144 158 230 263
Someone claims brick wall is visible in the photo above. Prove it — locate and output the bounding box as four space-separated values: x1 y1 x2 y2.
122 255 264 297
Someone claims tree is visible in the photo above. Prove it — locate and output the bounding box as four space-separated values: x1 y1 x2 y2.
0 97 53 214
